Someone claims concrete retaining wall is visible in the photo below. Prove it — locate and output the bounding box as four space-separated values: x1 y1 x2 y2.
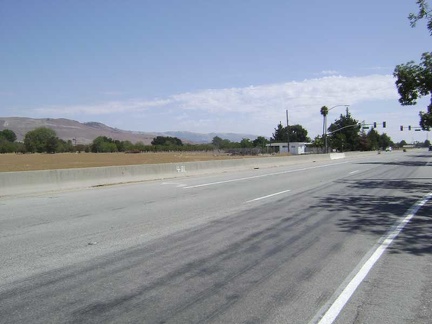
0 152 376 197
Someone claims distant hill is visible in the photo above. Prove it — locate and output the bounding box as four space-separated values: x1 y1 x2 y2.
0 117 260 145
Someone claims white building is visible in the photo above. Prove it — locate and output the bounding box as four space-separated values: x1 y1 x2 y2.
266 142 309 155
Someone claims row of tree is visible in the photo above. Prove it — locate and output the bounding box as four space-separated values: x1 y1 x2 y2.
90 135 210 153
89 135 272 153
312 109 398 152
211 136 269 150
0 128 81 154
269 110 400 152
0 115 425 154
0 127 273 154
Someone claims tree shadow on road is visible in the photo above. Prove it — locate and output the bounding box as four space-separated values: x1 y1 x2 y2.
337 178 432 193
390 207 432 255
314 178 432 256
357 161 431 167
406 154 432 158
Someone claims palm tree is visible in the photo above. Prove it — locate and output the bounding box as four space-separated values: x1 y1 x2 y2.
320 106 329 153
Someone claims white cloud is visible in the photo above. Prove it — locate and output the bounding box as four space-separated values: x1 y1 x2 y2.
35 98 173 115
35 75 397 115
32 74 403 138
170 75 398 117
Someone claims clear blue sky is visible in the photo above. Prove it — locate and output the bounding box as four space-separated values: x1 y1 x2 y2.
1 0 431 142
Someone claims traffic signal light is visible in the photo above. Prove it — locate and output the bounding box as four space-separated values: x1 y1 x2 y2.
373 122 377 128
400 125 403 131
383 121 386 128
408 125 411 131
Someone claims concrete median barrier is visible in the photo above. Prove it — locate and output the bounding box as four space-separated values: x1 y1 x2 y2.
330 153 345 160
0 152 376 197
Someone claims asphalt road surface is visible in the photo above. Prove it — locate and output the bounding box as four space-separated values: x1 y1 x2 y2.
1 150 431 323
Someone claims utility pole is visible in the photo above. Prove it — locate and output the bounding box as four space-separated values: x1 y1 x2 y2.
286 109 290 153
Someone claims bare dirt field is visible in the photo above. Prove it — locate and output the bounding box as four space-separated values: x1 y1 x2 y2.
0 152 275 172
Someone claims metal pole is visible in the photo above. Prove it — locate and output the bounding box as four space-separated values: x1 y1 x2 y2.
286 109 290 153
324 115 327 154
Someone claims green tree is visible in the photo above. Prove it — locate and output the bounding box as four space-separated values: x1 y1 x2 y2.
379 133 394 149
240 138 253 148
0 129 18 153
394 1 432 129
358 131 370 151
91 136 113 153
271 123 310 142
320 106 329 138
219 139 233 149
0 138 16 153
212 136 223 149
56 139 75 153
133 141 146 151
252 136 269 148
24 127 58 153
46 136 59 153
289 125 311 142
122 140 134 151
114 140 124 152
271 122 286 142
151 136 183 146
408 0 432 33
0 129 17 142
310 135 324 148
367 128 380 150
75 144 89 153
328 108 360 151
211 136 235 150
101 142 118 152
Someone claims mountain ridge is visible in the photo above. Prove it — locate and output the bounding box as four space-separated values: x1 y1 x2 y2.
0 117 260 145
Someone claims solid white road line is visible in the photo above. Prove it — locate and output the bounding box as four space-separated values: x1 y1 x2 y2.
246 190 291 203
161 182 187 187
348 170 360 175
182 162 349 189
312 191 432 324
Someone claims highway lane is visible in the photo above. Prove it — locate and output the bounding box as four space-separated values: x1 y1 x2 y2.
0 150 431 323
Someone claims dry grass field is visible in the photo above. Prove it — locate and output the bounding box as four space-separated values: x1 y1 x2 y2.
0 152 273 172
